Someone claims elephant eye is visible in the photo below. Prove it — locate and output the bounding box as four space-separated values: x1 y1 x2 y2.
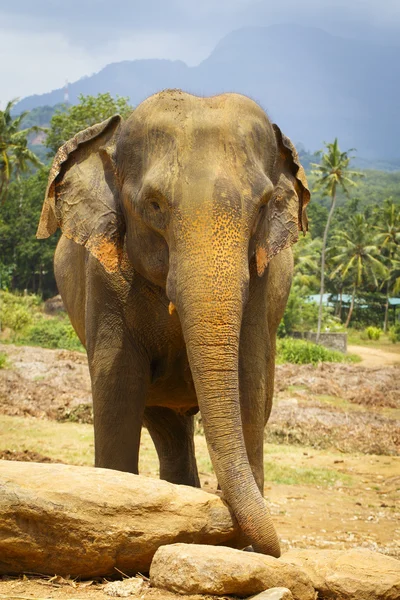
151 201 161 212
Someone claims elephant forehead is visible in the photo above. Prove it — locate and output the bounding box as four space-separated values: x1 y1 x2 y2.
134 89 268 123
125 90 272 155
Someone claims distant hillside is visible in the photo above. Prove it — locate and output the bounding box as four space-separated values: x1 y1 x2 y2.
16 25 400 161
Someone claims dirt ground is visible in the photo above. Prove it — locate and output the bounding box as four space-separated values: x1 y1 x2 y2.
0 342 399 599
348 344 400 367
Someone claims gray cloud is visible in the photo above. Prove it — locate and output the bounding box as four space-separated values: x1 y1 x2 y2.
1 0 399 102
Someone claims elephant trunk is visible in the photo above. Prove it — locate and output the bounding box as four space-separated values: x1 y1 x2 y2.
174 254 280 557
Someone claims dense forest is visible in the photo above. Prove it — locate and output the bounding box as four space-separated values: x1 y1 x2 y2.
1 94 399 336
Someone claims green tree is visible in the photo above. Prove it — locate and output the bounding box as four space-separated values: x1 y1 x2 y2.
0 166 58 296
311 139 363 340
374 198 400 330
45 93 133 154
292 235 322 294
0 99 42 203
329 214 388 327
306 201 329 239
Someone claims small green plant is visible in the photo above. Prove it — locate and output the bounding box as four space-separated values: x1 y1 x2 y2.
388 322 400 344
276 338 358 365
0 352 8 369
365 326 382 340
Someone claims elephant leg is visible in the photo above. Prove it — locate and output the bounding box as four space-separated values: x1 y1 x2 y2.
88 338 150 474
144 406 200 487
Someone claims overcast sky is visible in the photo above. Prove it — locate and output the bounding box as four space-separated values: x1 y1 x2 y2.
1 0 399 104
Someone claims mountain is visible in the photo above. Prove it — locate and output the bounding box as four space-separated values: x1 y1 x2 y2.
15 25 400 161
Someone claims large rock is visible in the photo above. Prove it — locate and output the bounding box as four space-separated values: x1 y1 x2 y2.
280 548 400 600
150 543 315 599
0 461 241 577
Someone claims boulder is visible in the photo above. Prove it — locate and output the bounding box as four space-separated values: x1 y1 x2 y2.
43 294 65 314
280 548 400 600
249 588 294 600
150 543 315 599
0 461 241 577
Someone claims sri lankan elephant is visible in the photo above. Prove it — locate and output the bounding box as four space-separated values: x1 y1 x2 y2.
37 89 309 557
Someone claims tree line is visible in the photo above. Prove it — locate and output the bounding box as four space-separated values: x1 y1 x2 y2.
1 94 399 332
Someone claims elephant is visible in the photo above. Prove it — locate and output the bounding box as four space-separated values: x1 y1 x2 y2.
37 89 309 558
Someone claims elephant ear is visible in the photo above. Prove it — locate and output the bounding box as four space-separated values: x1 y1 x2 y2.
255 123 310 277
36 115 124 273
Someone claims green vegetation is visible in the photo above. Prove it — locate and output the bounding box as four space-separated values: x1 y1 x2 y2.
45 93 133 154
1 291 84 352
365 326 382 340
0 99 43 203
276 338 359 365
0 352 8 368
389 322 400 343
0 93 133 298
22 319 84 351
311 139 363 339
264 460 353 487
329 214 388 327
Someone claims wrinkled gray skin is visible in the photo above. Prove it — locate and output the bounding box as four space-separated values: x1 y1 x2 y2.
37 90 309 558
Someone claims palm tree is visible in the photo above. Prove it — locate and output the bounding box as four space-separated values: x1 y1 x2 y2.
311 139 363 340
329 214 388 327
292 235 322 294
0 99 42 203
374 199 400 331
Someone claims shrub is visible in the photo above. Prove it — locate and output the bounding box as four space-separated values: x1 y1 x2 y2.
21 317 84 352
1 304 32 332
276 338 357 365
0 291 41 333
388 322 400 344
365 326 382 340
1 292 84 352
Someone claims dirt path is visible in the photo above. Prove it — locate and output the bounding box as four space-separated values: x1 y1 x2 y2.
348 344 400 367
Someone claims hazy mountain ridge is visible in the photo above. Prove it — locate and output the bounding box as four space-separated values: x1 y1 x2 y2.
15 25 400 161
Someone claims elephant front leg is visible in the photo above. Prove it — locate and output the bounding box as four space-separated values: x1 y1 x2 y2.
88 340 150 474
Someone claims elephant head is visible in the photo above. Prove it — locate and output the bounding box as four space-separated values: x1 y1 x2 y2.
37 90 309 557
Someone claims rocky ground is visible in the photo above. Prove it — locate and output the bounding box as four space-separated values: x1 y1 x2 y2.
0 342 399 599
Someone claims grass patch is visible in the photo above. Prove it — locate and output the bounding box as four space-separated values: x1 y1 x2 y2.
276 338 360 365
264 460 353 487
0 414 94 465
314 394 365 411
0 414 158 476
